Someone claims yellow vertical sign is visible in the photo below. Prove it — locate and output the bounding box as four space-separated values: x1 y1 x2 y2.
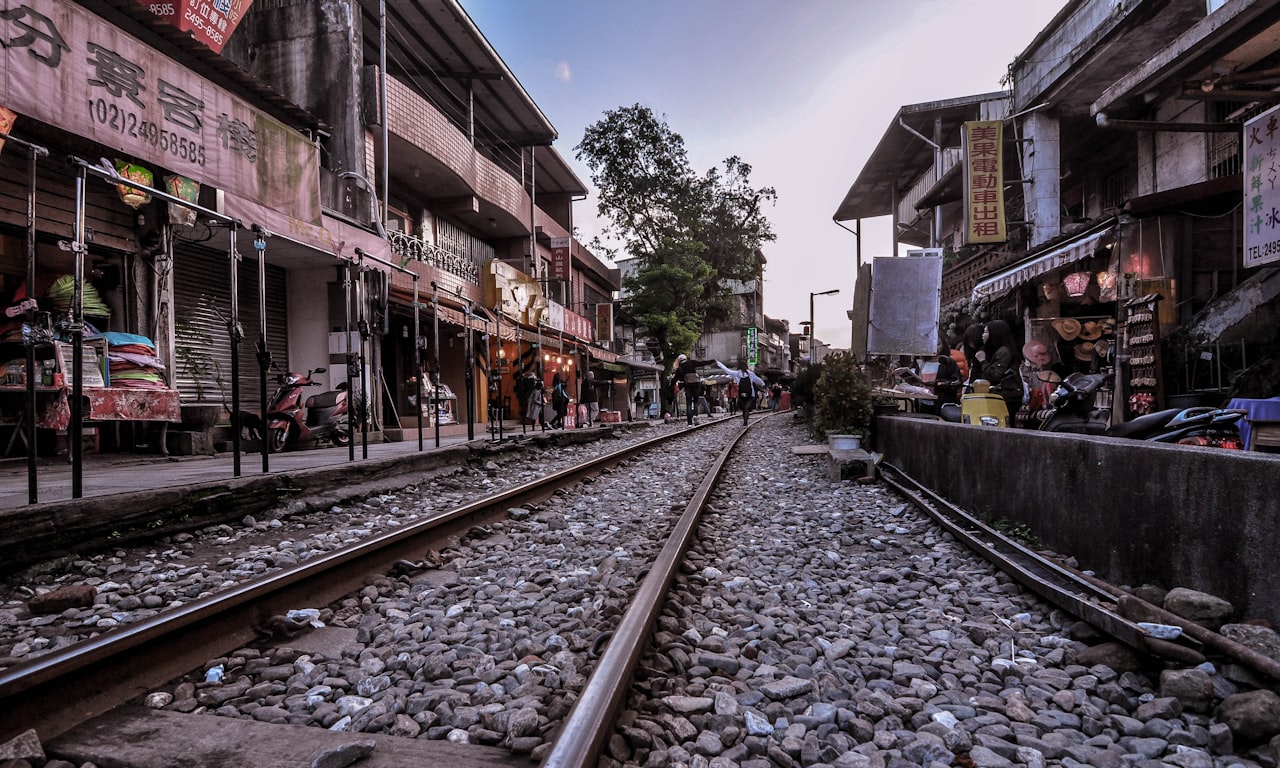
962 120 1006 244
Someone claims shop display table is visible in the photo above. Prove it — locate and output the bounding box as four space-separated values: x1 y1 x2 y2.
0 385 181 456
1226 397 1280 452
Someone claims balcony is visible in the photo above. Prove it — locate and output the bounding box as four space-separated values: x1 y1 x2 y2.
897 147 961 229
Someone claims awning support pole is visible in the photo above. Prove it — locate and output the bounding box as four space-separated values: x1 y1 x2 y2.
1 131 49 505
252 226 270 474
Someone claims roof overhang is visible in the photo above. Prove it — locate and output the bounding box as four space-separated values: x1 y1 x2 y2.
1093 0 1280 119
359 0 557 149
972 221 1116 299
833 92 1011 222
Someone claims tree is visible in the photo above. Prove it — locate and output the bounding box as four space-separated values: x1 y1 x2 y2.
576 104 776 371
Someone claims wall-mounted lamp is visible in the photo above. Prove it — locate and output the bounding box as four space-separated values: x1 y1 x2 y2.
1063 271 1092 297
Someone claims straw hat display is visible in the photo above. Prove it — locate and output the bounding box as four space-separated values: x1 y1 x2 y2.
1052 318 1081 340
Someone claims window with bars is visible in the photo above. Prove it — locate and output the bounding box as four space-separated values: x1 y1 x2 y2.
1207 100 1267 180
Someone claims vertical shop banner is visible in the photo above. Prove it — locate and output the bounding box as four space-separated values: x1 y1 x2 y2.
0 0 321 225
549 237 571 281
595 303 613 343
1244 104 1280 267
747 326 758 366
131 0 255 55
962 120 1006 245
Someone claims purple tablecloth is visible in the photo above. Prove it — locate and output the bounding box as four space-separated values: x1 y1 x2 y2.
1226 397 1280 450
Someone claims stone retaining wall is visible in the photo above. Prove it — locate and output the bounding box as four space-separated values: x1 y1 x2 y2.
875 416 1280 624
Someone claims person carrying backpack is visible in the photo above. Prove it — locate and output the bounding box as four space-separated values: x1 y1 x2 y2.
716 358 767 426
671 353 714 426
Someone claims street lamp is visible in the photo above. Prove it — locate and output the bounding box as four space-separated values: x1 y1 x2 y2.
809 289 841 365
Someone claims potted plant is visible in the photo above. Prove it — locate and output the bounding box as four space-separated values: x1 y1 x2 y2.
173 320 226 431
810 351 873 449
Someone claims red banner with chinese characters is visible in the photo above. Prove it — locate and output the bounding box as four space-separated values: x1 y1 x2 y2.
550 237 571 281
133 0 255 55
962 120 1006 245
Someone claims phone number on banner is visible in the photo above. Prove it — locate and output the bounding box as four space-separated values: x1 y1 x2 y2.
87 98 207 167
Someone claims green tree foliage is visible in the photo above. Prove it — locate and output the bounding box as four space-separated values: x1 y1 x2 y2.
576 104 776 371
812 351 874 439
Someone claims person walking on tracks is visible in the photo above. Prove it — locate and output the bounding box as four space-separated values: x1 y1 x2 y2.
550 371 570 429
716 358 766 426
579 369 599 427
672 353 713 426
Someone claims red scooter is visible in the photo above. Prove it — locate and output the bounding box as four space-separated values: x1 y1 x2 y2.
266 367 351 452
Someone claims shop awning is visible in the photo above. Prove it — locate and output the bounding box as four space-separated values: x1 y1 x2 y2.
617 357 665 372
972 223 1115 299
222 193 393 272
585 344 619 363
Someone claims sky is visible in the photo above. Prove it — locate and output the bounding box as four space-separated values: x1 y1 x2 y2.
457 0 1068 349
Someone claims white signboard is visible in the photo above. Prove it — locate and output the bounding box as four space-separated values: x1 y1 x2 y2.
866 251 943 357
1244 104 1280 267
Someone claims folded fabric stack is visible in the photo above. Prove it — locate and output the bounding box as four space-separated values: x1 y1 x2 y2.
91 331 168 390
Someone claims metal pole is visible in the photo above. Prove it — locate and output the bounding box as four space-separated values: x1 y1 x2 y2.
464 300 474 441
357 259 369 458
254 227 270 473
414 274 423 451
379 0 388 230
71 166 86 498
229 224 242 477
344 262 355 462
9 135 49 505
494 308 504 441
432 283 440 448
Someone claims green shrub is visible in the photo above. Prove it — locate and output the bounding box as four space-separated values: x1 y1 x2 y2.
812 351 873 439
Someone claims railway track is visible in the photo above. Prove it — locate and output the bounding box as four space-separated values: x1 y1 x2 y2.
4 416 1274 766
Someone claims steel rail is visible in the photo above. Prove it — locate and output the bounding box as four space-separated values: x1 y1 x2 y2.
0 421 725 743
540 420 751 768
878 462 1149 651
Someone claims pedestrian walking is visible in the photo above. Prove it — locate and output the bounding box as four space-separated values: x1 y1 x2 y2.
716 358 766 426
671 353 714 426
579 369 599 427
550 371 569 429
526 377 548 430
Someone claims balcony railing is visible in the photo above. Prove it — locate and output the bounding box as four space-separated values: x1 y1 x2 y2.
898 147 962 226
388 231 482 285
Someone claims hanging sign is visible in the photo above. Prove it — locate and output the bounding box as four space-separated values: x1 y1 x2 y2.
0 0 321 224
1244 103 1280 267
747 326 758 366
131 0 255 56
595 303 613 343
549 237 571 281
962 120 1007 245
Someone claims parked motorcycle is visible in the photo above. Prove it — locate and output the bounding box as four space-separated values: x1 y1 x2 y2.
266 367 351 452
1035 372 1245 448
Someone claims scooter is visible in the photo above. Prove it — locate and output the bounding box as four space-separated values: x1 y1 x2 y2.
1035 372 1245 448
939 379 1012 427
265 367 351 452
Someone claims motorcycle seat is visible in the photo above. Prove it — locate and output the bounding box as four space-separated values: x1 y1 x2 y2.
1108 408 1181 438
307 391 344 409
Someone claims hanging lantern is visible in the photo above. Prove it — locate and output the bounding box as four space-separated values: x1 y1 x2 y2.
1063 270 1092 297
164 174 200 227
114 160 153 209
1096 270 1117 302
1041 283 1061 302
0 105 16 157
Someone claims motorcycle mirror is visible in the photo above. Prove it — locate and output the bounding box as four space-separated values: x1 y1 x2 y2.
314 366 326 373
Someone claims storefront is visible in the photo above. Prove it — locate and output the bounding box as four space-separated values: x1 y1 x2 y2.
972 216 1186 423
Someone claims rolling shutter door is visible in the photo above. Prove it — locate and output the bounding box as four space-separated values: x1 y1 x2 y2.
172 244 288 413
